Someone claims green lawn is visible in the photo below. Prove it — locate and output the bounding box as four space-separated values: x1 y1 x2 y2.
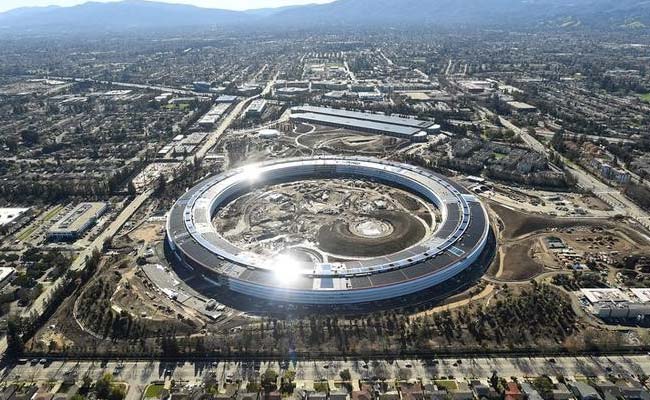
639 93 650 103
166 103 190 110
43 205 64 222
434 380 458 391
16 205 63 242
144 384 165 398
16 225 37 241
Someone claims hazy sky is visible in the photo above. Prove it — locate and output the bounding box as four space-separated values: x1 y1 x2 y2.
0 0 335 12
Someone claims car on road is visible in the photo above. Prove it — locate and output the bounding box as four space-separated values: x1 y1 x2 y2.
113 363 124 375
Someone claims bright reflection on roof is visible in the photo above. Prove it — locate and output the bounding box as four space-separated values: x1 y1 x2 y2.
269 254 302 285
241 165 261 182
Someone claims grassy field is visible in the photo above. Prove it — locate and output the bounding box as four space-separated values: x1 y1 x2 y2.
144 384 165 398
434 380 459 390
165 103 190 111
43 205 64 221
16 225 37 241
639 93 650 103
15 205 64 242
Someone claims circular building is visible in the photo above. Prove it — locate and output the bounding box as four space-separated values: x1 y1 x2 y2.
166 156 490 305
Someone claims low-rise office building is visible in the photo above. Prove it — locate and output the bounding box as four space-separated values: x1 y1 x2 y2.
246 99 267 117
47 202 108 242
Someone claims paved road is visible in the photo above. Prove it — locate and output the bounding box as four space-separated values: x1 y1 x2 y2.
195 98 252 159
3 355 650 387
50 76 206 97
195 74 276 160
535 131 634 145
499 116 650 230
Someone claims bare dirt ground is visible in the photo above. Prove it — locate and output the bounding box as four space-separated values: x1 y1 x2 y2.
214 178 435 260
488 201 650 282
499 237 547 281
580 194 612 211
491 202 610 240
128 221 164 244
317 210 426 258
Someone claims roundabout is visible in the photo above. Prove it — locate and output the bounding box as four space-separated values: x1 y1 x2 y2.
166 156 491 305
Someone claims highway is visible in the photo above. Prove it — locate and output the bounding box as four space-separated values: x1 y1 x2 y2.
195 72 276 160
535 130 634 145
3 355 650 387
196 98 251 159
49 76 206 97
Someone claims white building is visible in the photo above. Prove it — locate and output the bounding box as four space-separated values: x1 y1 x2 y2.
0 207 30 234
0 267 16 290
581 288 650 319
48 202 108 242
258 129 281 139
198 103 231 128
246 99 267 117
154 93 173 103
0 208 29 226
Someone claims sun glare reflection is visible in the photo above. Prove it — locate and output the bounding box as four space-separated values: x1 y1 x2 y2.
269 254 302 285
241 165 261 182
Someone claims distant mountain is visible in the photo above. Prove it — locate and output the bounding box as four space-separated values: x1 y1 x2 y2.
0 0 248 32
271 0 650 29
242 5 306 18
0 0 648 33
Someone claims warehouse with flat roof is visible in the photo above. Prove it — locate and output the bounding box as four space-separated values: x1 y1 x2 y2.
198 103 231 128
291 112 428 142
48 202 108 242
293 105 439 133
290 105 439 142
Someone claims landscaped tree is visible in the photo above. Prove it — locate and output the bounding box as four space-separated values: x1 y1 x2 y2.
262 369 278 392
95 374 114 399
339 369 352 381
6 317 24 357
108 385 126 400
281 370 296 394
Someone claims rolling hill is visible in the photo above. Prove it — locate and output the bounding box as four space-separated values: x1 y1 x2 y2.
0 0 648 33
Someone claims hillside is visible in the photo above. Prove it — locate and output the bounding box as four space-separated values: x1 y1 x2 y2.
0 0 648 33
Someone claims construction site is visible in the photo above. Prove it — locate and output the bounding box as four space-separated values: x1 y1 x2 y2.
213 178 438 262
